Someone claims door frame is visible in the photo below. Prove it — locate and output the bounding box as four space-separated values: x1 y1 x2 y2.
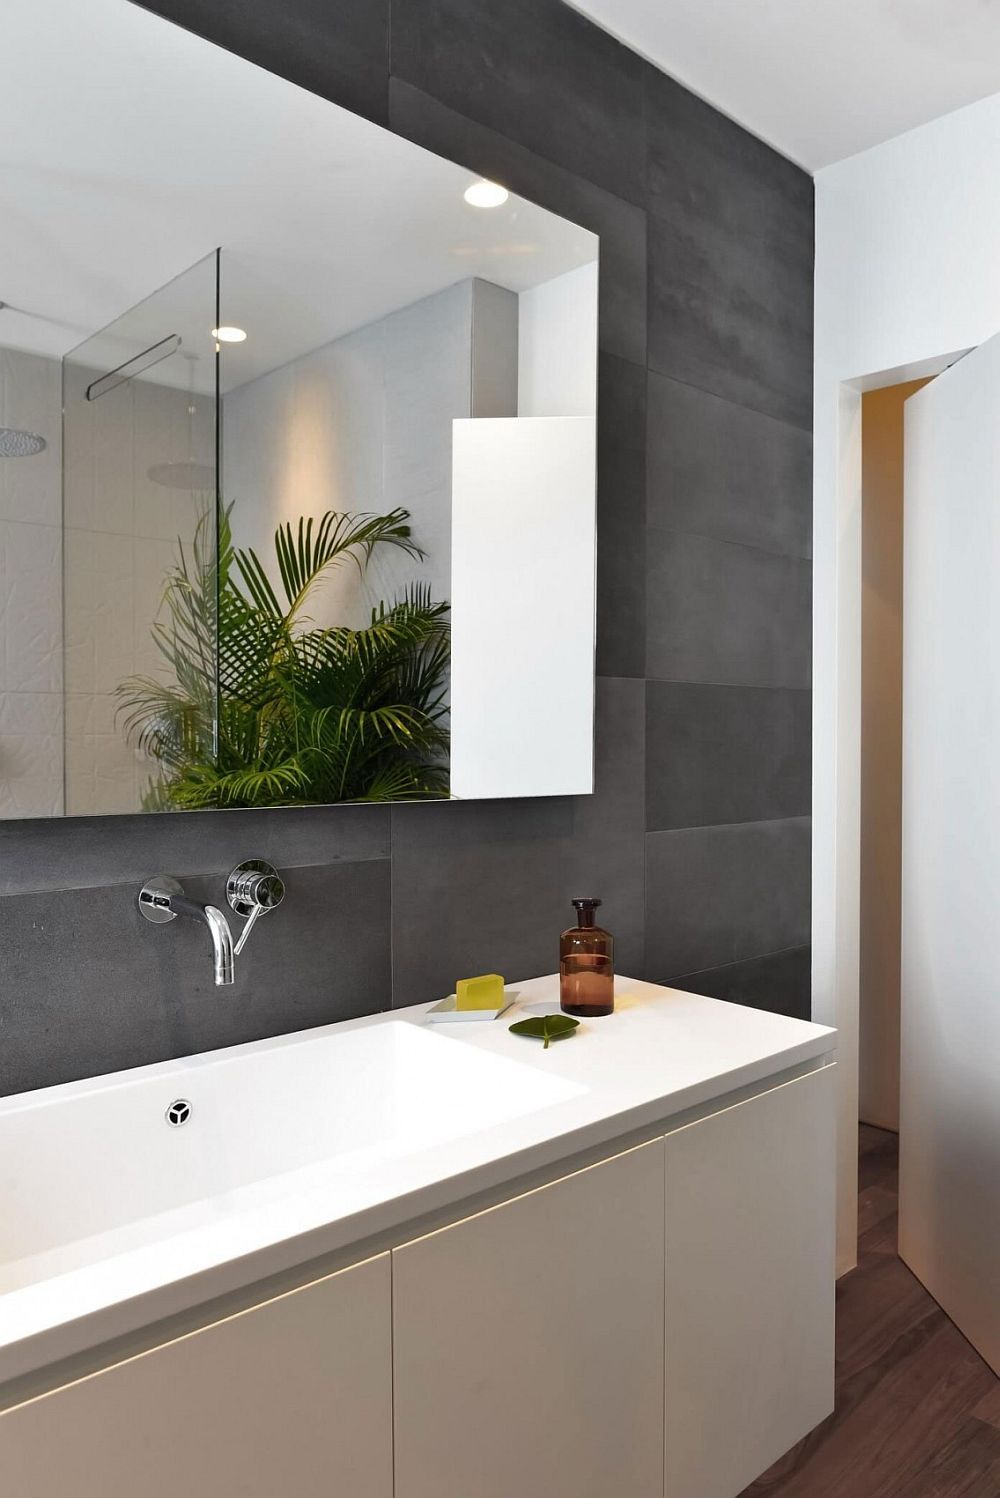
813 347 970 1276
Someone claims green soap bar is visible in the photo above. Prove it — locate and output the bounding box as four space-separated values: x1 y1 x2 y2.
455 973 505 1010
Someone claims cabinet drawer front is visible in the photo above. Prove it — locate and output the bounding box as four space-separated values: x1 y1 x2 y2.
0 1253 393 1498
393 1139 665 1498
664 1065 837 1498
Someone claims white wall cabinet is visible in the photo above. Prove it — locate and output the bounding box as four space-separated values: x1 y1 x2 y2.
0 1068 834 1498
0 1252 393 1498
662 1068 837 1498
392 1139 666 1498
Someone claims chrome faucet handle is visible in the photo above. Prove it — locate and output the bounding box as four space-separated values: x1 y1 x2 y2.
227 860 285 956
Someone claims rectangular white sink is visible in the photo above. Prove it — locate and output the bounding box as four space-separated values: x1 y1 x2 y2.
0 1020 583 1294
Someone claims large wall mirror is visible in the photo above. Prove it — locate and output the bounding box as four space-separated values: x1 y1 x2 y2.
0 0 598 818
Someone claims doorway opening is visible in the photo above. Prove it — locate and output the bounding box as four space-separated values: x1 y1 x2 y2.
858 378 931 1138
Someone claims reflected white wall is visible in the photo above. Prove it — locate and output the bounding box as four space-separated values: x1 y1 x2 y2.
222 279 518 630
518 262 598 418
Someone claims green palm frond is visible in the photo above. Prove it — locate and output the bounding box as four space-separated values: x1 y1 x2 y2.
259 507 422 621
117 500 450 808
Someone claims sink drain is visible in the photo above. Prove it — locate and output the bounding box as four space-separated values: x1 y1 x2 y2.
165 1098 192 1127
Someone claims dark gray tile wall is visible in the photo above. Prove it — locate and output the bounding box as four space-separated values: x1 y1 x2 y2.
645 76 814 430
1 862 391 1096
645 818 811 980
0 0 814 1095
645 683 810 831
663 945 812 1020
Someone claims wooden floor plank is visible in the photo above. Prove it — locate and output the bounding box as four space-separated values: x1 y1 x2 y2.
895 1418 1000 1498
857 1183 901 1239
972 1382 1000 1433
738 1131 1000 1498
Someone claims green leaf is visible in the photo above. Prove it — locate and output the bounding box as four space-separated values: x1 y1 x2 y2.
508 1015 581 1050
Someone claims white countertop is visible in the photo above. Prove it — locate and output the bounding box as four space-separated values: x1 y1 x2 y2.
0 975 835 1389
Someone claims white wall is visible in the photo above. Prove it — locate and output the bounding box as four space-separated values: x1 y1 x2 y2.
517 262 598 418
814 88 1000 1272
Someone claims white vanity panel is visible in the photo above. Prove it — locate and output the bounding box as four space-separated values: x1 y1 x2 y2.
391 1139 665 1498
0 1253 393 1498
663 1066 836 1498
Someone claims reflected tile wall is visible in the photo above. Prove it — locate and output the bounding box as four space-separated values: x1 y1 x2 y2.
0 347 63 818
63 374 214 815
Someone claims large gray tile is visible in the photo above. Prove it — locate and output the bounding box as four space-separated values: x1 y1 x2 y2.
390 677 645 1005
0 804 390 896
389 798 570 1008
388 79 646 366
646 528 812 688
134 0 390 124
389 0 647 206
564 676 646 977
646 682 810 831
645 817 811 978
0 859 391 1095
662 944 811 1021
646 371 812 559
646 72 813 430
597 354 646 678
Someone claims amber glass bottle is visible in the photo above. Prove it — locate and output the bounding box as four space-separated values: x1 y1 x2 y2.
560 898 614 1017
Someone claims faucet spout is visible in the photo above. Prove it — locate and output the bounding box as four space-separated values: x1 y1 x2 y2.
138 878 236 986
189 900 236 986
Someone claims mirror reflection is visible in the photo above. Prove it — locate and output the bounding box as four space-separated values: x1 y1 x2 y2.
0 0 598 817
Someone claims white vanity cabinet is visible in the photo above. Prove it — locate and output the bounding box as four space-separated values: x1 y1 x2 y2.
0 1062 835 1498
0 1253 394 1498
662 1067 836 1498
390 1065 835 1498
392 1139 667 1498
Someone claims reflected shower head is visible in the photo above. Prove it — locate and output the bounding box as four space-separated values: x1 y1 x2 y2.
0 427 46 457
147 461 215 490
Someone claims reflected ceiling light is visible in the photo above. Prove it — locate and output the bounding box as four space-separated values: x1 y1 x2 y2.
463 180 509 208
211 326 247 343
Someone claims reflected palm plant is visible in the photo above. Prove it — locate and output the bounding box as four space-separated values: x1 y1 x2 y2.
117 503 450 807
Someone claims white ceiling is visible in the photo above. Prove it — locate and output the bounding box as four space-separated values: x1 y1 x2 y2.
0 0 595 388
570 0 1000 170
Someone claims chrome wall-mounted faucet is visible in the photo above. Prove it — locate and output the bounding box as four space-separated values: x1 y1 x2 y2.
138 876 235 986
137 861 285 987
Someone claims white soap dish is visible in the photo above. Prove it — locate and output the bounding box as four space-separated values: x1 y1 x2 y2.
424 989 519 1023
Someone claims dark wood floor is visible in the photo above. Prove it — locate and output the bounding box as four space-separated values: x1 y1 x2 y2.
740 1125 1000 1497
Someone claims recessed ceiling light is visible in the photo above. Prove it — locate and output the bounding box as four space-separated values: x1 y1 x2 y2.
211 326 247 343
463 180 509 208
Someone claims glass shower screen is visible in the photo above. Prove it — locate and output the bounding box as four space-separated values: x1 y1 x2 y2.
61 251 219 814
